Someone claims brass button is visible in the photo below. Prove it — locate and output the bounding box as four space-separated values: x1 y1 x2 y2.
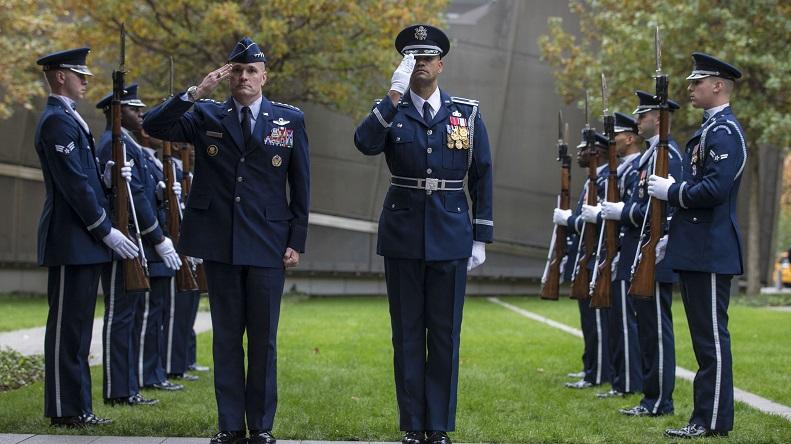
427 129 433 135
235 196 241 203
457 207 461 211
396 123 403 128
395 136 401 142
427 147 433 154
391 204 396 208
237 176 243 182
692 217 698 222
426 168 432 174
240 157 245 162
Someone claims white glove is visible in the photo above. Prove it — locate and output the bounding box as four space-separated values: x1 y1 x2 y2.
390 54 415 95
102 228 139 259
581 204 602 223
648 175 675 201
155 181 166 201
611 252 620 275
155 237 182 270
172 181 182 198
102 160 132 188
553 208 572 226
656 235 668 263
187 256 203 266
601 201 625 220
467 241 486 271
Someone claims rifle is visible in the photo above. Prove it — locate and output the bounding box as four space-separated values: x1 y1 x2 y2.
570 91 599 300
162 57 198 292
589 74 618 308
112 23 149 292
629 26 669 299
540 112 571 300
180 143 209 293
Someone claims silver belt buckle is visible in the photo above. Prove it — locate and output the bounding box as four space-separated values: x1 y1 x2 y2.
425 177 439 195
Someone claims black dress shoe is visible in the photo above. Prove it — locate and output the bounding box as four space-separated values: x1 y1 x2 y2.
149 380 184 391
426 431 452 444
664 423 728 438
402 431 425 444
248 430 276 444
189 363 211 372
595 389 626 398
168 372 200 381
52 413 112 428
209 430 246 443
104 393 159 406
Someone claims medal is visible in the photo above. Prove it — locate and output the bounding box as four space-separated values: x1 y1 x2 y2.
207 145 219 156
447 138 455 149
459 127 469 138
272 154 282 167
455 140 463 149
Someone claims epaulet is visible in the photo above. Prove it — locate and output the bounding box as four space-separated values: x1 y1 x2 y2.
272 101 301 112
374 99 383 105
451 96 479 106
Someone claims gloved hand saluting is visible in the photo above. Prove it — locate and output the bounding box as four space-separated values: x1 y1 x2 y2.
390 54 416 95
102 228 139 259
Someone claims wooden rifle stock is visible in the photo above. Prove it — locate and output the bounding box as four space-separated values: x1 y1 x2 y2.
541 115 571 300
570 132 598 300
111 69 149 292
180 145 208 293
163 141 198 291
590 115 619 308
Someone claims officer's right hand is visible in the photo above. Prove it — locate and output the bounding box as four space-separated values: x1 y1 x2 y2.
390 54 415 95
155 237 182 271
553 208 571 226
194 64 234 100
102 160 132 188
103 228 139 259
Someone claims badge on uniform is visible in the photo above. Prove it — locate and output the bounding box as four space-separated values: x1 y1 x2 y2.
55 141 75 155
265 127 294 148
638 170 647 199
272 154 282 167
691 143 700 175
446 111 469 150
207 144 219 156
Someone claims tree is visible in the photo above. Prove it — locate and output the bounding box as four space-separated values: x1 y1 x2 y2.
7 0 446 119
539 0 791 295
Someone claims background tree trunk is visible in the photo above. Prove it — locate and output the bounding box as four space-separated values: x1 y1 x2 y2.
746 147 761 295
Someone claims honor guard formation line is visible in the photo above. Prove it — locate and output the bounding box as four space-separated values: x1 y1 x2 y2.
30 19 745 443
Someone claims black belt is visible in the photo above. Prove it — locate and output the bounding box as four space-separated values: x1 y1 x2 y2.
391 176 464 194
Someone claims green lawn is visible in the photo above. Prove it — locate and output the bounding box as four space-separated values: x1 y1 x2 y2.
0 295 790 443
0 294 104 332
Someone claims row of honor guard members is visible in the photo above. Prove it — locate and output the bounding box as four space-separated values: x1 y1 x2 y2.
553 52 745 439
33 48 208 428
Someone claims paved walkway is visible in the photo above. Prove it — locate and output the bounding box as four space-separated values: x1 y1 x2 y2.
488 297 791 422
0 436 395 443
0 313 213 366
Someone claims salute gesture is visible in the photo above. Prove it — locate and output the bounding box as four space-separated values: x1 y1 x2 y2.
187 64 234 101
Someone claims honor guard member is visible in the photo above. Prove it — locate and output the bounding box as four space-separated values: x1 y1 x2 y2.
555 131 612 390
35 47 139 427
617 91 682 417
96 84 182 405
144 37 310 444
649 53 745 438
596 112 644 399
354 24 493 444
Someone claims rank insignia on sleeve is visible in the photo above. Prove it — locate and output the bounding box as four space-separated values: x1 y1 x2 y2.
272 154 282 167
265 127 294 148
55 141 75 155
207 145 219 156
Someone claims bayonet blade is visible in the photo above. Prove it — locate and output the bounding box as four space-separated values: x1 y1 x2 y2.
557 110 563 141
584 90 590 128
119 23 125 71
564 122 569 144
655 25 662 74
601 73 608 115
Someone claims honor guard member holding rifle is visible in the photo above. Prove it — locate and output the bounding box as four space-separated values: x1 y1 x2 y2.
144 37 310 444
354 25 492 444
35 47 139 427
554 130 612 390
596 112 644 399
648 53 745 439
96 84 182 405
617 91 682 418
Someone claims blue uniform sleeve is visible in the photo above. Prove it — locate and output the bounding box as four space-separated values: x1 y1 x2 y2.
287 113 310 253
468 110 493 243
41 115 111 240
142 94 200 143
668 122 746 209
353 96 398 155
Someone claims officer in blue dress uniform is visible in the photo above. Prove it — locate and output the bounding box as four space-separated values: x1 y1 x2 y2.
596 112 644 399
96 84 182 406
555 131 612 390
35 47 140 427
617 91 682 417
354 25 493 444
649 53 746 438
144 37 310 444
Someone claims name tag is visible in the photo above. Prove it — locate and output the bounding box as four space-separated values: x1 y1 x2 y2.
206 131 223 138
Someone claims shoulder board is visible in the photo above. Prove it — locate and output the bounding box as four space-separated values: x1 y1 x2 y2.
451 96 479 106
272 101 301 112
374 99 383 105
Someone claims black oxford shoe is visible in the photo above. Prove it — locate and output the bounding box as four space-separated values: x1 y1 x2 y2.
402 431 425 444
664 423 728 438
209 430 246 444
51 413 112 428
150 380 184 391
248 430 276 444
426 431 452 444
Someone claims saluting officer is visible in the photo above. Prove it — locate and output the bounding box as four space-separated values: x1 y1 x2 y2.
144 37 310 444
96 84 181 405
353 25 493 444
555 131 613 390
649 53 746 438
35 47 139 427
596 112 645 399
617 91 682 418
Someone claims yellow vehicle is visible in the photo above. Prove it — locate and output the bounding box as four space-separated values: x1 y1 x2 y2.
773 252 791 287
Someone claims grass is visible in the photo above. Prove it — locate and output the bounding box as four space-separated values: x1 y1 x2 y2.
0 295 789 443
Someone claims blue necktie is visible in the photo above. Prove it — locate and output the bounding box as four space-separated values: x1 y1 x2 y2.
422 101 432 126
241 106 252 146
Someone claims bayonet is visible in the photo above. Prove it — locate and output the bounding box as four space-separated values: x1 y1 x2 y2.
169 56 175 96
119 23 126 72
557 110 563 143
601 73 609 116
655 25 662 75
584 90 590 129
